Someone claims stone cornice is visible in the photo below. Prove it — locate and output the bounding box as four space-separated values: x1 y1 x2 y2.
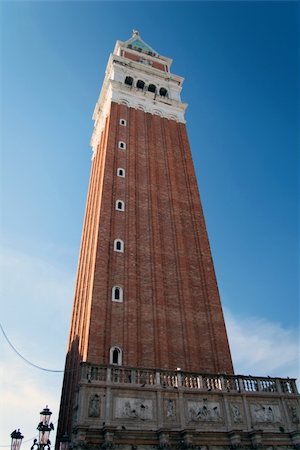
112 54 183 84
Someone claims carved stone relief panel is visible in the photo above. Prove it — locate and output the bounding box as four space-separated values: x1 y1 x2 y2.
114 397 153 421
250 402 281 423
88 393 101 417
229 402 243 424
164 398 176 420
287 401 300 425
186 398 222 422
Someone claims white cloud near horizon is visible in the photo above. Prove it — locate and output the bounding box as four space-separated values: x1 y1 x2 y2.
0 245 299 446
225 309 300 380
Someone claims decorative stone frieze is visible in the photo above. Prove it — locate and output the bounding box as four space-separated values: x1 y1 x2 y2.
229 403 243 424
250 402 281 424
165 399 176 420
88 393 100 417
71 364 300 449
187 399 222 423
114 397 153 421
289 404 300 424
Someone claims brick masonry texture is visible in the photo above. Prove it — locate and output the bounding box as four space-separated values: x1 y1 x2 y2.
57 103 233 440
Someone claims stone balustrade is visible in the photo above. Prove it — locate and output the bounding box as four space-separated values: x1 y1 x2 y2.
81 362 298 395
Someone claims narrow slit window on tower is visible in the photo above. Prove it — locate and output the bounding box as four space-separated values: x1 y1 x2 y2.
119 119 127 126
110 346 122 365
115 200 125 211
118 141 126 150
136 80 145 90
112 286 123 302
114 239 124 253
117 168 125 178
124 76 133 86
159 87 168 97
148 84 156 93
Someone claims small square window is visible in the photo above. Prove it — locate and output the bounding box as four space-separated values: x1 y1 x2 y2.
120 119 127 126
118 141 126 150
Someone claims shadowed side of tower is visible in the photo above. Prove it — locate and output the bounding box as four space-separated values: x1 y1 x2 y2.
56 32 299 450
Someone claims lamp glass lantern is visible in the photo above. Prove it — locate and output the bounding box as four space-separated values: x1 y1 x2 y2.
38 429 50 446
40 406 52 426
37 406 53 446
10 429 24 450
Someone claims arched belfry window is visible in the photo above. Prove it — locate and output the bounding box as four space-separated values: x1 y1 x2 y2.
148 84 156 93
110 346 122 365
125 76 133 86
137 80 145 90
114 239 124 253
112 286 123 302
159 87 168 97
115 200 125 211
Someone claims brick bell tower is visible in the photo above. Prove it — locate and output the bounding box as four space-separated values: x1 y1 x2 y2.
56 32 300 450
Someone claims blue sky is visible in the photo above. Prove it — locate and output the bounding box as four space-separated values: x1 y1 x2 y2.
0 1 299 446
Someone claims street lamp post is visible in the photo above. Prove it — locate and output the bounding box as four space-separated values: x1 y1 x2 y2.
10 429 24 450
31 406 54 450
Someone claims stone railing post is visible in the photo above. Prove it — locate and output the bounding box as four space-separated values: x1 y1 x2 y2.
107 367 111 383
291 379 298 394
197 375 203 389
156 371 161 385
130 369 136 384
256 378 262 392
219 376 225 391
275 378 282 393
177 371 182 387
238 377 244 393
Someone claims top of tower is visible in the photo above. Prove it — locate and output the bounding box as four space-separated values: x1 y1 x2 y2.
125 30 158 57
90 32 187 152
113 32 173 68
